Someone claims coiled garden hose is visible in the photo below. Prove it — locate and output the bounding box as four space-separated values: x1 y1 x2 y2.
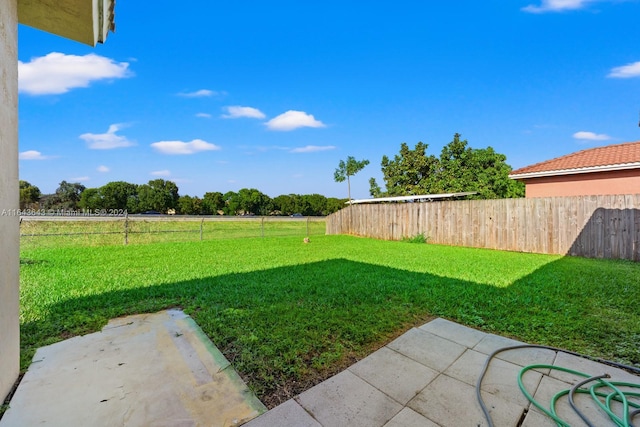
476 344 640 427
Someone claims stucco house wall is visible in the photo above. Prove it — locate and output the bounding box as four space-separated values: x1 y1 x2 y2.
0 0 20 402
524 169 640 198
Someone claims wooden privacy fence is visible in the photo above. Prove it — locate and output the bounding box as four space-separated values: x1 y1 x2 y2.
325 194 640 261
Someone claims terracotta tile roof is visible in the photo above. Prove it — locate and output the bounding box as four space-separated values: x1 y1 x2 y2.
510 141 640 177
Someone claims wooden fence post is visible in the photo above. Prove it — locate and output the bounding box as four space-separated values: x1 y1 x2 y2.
124 213 129 245
261 217 265 238
200 218 204 241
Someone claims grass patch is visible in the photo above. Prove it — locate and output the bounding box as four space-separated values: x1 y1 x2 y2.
20 235 640 407
401 233 428 244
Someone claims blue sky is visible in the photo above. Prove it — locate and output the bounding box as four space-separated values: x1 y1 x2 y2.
17 0 640 199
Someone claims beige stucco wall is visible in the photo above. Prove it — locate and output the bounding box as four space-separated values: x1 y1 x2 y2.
0 0 20 402
524 169 640 198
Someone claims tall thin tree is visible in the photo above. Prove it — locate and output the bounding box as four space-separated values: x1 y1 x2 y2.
334 156 370 203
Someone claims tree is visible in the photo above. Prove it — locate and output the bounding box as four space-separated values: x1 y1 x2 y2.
177 195 202 215
19 180 41 209
78 188 103 211
334 156 370 202
370 134 525 199
137 179 179 213
45 181 86 210
202 192 225 215
100 181 138 211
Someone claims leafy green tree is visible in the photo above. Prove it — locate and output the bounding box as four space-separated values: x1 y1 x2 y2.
236 188 271 215
19 180 41 209
202 192 225 215
371 134 524 199
138 179 179 213
45 181 86 210
78 188 103 211
272 194 295 215
326 197 347 214
223 191 240 215
334 156 370 202
369 142 438 197
100 181 138 211
177 195 202 215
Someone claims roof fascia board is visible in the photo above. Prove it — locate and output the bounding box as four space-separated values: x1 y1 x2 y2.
18 0 114 46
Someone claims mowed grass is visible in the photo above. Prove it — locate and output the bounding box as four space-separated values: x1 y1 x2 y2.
19 234 640 407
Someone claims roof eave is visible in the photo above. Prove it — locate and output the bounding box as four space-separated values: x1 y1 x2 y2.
18 0 115 46
509 162 640 180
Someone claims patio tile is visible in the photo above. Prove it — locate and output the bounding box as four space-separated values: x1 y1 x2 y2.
444 348 543 408
408 374 526 427
243 400 321 427
296 370 402 427
349 346 439 405
551 351 640 385
387 328 466 372
520 408 557 427
473 334 556 368
419 317 486 348
530 375 614 426
382 407 439 427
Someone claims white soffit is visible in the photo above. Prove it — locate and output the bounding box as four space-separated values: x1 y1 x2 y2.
18 0 115 46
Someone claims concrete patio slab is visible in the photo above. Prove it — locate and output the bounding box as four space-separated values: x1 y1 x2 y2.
295 370 402 427
246 318 639 426
348 346 438 405
387 328 466 372
0 310 265 427
383 407 439 427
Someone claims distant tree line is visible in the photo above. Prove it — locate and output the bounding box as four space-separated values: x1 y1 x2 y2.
18 179 347 216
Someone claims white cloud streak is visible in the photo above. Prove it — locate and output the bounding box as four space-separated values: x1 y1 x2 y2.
177 89 216 98
573 131 611 141
97 165 110 172
290 145 337 153
19 150 49 160
265 110 326 131
222 106 266 119
196 113 212 118
19 52 131 95
151 139 221 155
80 124 134 150
70 176 90 182
607 61 640 78
522 0 593 13
151 170 171 177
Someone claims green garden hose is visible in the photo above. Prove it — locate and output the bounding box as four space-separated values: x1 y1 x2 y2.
476 344 640 427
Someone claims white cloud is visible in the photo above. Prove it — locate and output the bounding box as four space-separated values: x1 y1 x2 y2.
265 110 326 131
70 176 90 182
607 61 640 78
19 150 49 160
19 52 131 95
573 131 611 141
80 124 134 150
151 170 171 177
222 106 266 119
177 89 216 98
151 139 221 155
522 0 592 13
290 145 337 153
196 113 212 118
97 165 110 172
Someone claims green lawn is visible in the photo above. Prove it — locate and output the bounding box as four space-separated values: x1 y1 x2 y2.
19 235 640 407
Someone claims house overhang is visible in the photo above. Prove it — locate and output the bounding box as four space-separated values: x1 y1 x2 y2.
18 0 115 46
509 162 640 180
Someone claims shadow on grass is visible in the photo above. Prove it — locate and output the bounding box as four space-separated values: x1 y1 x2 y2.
20 256 639 406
